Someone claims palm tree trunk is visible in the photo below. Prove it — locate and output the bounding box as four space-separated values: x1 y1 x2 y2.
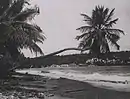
11 48 85 70
37 48 84 59
5 41 20 61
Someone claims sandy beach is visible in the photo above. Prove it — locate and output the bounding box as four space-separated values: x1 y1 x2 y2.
16 67 130 92
14 67 130 99
12 72 130 99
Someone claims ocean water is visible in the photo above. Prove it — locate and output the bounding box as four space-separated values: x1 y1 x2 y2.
43 66 130 75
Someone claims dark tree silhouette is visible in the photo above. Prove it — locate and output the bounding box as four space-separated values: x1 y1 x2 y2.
0 0 45 77
0 0 45 60
76 5 124 54
0 0 11 16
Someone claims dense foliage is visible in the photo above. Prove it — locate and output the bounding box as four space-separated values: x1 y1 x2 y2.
0 0 45 60
0 0 45 77
76 6 124 54
24 51 130 67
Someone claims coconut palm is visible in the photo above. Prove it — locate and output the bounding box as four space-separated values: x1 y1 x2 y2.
0 0 45 60
76 5 124 54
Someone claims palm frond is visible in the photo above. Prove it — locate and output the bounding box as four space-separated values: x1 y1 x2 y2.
22 23 45 43
103 8 109 16
76 33 90 40
12 21 45 43
81 14 91 20
10 26 44 55
78 40 90 50
101 8 109 24
1 0 28 20
105 8 115 23
81 13 92 25
76 26 92 33
107 33 120 42
22 41 43 55
8 25 29 45
28 42 43 55
6 21 45 52
105 28 124 35
78 36 93 50
105 18 118 27
14 6 40 21
107 35 120 50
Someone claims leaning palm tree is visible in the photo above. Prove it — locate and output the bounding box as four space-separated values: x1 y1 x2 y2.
76 5 124 54
0 0 45 60
0 0 83 73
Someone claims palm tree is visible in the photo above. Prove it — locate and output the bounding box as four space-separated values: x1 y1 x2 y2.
0 0 45 60
0 0 83 73
76 5 124 54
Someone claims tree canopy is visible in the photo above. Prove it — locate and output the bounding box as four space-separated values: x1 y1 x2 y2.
0 0 45 59
76 5 124 54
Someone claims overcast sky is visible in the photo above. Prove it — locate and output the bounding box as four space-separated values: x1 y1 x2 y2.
23 0 130 57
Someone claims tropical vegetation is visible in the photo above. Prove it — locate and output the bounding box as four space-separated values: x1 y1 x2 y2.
0 0 45 77
0 0 45 60
76 5 124 54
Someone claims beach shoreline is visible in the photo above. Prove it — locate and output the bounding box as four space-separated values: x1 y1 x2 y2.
16 67 130 92
0 67 128 99
13 70 130 99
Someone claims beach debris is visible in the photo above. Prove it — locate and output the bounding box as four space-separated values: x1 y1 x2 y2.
99 80 129 84
0 91 46 99
25 72 28 75
124 80 128 84
37 92 45 98
41 71 50 73
47 93 54 97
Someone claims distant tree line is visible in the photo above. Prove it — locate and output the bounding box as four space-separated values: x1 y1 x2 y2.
22 51 130 68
